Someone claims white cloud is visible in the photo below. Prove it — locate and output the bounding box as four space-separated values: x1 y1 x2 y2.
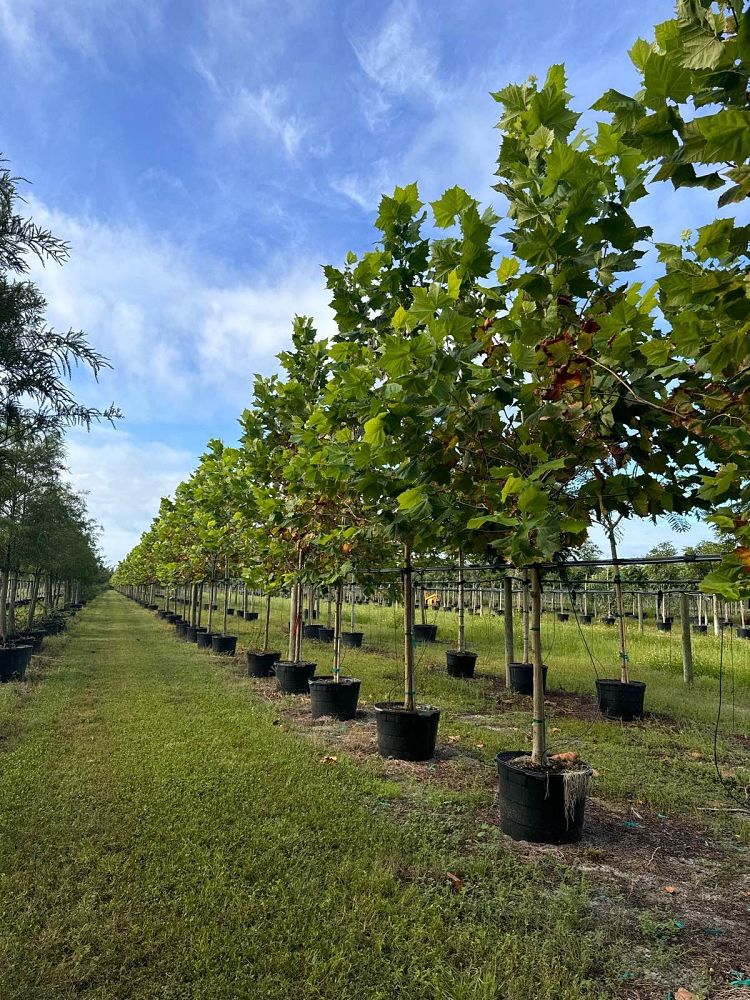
27 197 335 424
350 0 441 104
65 429 194 564
0 0 161 65
220 86 309 157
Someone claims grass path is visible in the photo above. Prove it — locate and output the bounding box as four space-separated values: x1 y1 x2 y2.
0 592 612 1000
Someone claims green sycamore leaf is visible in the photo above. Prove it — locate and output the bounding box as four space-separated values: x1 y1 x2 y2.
447 269 462 300
697 110 750 164
496 257 520 282
396 487 427 511
363 414 387 448
431 186 476 228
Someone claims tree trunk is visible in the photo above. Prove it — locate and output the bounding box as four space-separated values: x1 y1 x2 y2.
601 505 629 684
222 559 229 636
263 593 271 651
333 579 343 683
0 569 8 643
522 569 530 663
403 544 415 711
457 549 465 653
8 571 18 638
680 592 693 685
530 566 546 766
503 574 514 686
27 568 42 631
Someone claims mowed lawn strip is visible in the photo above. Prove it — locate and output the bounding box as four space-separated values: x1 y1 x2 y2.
0 592 609 1000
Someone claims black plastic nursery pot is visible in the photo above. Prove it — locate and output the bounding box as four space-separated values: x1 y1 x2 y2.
737 627 750 639
0 645 32 682
185 625 198 642
302 623 320 640
157 610 169 619
245 611 259 621
602 616 616 625
246 650 281 677
175 622 189 640
211 634 237 656
657 621 672 632
196 631 215 649
495 751 591 844
557 613 569 622
446 650 478 678
595 678 646 721
148 604 159 610
341 631 364 649
227 608 235 616
375 703 440 761
309 677 361 720
693 624 708 634
413 623 437 643
580 614 593 624
275 660 316 694
508 661 547 696
317 626 334 643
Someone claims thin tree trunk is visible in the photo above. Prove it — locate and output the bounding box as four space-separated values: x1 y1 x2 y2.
601 504 629 684
530 567 546 766
403 543 415 711
222 558 229 636
8 571 18 638
504 574 514 686
0 568 8 643
263 593 271 651
333 579 343 683
522 569 530 663
27 569 41 631
457 549 465 653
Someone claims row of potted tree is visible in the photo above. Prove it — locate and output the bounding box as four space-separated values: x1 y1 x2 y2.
114 2 750 843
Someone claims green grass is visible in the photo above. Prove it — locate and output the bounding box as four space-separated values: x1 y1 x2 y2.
0 592 628 1000
196 593 750 832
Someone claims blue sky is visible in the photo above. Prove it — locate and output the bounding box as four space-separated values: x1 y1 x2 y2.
0 0 728 562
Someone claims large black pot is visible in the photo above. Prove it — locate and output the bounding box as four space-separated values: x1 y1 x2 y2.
693 623 708 634
309 677 361 720
196 631 215 649
317 626 334 643
496 751 591 844
341 631 364 649
302 623 320 640
0 645 32 682
736 627 750 639
413 623 437 643
211 634 237 655
175 622 189 640
656 621 672 632
227 608 235 616
185 625 198 642
245 611 259 621
580 614 593 624
595 678 646 721
446 650 477 678
602 616 616 626
557 613 569 622
275 660 316 694
508 661 547 696
246 650 281 677
157 610 169 619
375 703 440 761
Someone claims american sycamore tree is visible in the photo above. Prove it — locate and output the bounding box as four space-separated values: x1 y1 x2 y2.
590 1 750 597
238 317 332 663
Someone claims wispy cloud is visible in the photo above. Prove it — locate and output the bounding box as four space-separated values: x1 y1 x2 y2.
220 86 309 157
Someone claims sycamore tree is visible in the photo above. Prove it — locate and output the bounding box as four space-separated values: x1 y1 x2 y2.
589 2 750 597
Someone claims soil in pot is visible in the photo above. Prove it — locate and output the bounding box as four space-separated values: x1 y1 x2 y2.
341 631 364 649
496 751 591 844
508 661 547 696
211 634 237 655
247 650 281 677
374 702 440 761
446 650 477 678
595 678 646 721
196 631 215 649
275 660 316 694
317 626 334 643
309 677 361 720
